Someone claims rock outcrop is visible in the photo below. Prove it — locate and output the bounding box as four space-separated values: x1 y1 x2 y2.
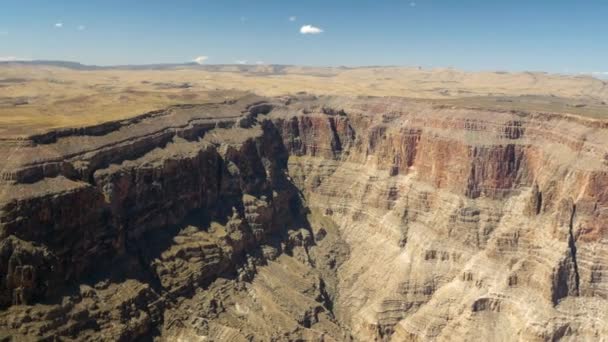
1 94 607 341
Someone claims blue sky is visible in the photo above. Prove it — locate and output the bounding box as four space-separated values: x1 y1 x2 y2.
0 0 607 73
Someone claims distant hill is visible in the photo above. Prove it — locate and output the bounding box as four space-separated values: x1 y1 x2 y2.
0 60 292 72
0 60 357 76
0 60 103 70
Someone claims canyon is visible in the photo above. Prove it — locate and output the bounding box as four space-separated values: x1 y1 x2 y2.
1 87 608 341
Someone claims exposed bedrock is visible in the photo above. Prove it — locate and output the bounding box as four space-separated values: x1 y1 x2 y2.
1 95 608 341
271 97 608 341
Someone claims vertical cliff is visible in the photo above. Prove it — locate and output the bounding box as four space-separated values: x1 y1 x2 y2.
270 96 608 341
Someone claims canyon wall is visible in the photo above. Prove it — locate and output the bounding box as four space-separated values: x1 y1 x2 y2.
270 97 608 341
1 94 607 341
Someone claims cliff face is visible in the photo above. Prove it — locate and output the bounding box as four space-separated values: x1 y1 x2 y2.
271 97 608 341
1 94 607 341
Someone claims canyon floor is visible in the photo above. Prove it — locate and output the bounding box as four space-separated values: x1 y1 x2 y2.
1 63 608 341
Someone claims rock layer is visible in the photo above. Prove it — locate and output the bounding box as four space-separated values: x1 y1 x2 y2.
271 96 608 341
1 94 608 341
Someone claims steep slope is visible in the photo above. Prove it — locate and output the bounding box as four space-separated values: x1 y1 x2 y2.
1 94 607 341
271 96 608 341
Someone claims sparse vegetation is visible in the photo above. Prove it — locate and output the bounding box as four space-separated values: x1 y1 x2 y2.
1 63 608 137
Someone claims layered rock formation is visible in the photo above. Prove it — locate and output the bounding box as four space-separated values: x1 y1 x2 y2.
1 94 607 341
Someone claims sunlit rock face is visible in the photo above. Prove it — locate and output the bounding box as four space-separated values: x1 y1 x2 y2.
272 96 608 341
1 94 607 341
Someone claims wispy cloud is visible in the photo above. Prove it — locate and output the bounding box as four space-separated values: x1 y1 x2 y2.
55 22 63 28
0 56 29 62
235 60 248 65
193 56 208 65
300 25 323 34
289 16 297 22
580 71 608 75
410 2 417 7
579 71 608 79
77 25 86 31
588 71 608 79
256 61 265 65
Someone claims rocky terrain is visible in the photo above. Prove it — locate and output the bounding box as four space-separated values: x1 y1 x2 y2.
1 91 608 341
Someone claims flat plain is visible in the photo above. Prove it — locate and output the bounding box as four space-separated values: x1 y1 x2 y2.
2 62 608 137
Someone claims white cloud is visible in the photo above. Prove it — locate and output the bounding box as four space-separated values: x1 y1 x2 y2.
580 71 608 76
0 56 28 62
300 25 323 34
77 25 86 31
235 60 248 65
579 71 608 79
590 71 608 79
289 16 297 22
55 22 63 28
410 2 416 7
256 61 265 65
193 56 209 65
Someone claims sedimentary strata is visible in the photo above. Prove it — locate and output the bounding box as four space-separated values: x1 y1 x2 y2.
1 94 607 341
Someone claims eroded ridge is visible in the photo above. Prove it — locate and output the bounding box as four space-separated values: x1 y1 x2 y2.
1 94 608 341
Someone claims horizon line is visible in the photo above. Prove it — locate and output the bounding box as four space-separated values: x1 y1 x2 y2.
0 59 606 79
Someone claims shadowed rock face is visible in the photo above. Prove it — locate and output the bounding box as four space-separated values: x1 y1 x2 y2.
1 94 608 341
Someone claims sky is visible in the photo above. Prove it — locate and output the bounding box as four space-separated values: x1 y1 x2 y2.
0 0 607 74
